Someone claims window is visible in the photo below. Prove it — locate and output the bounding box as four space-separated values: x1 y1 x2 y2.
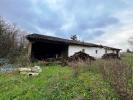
95 50 98 54
105 49 107 54
113 50 115 53
82 49 85 53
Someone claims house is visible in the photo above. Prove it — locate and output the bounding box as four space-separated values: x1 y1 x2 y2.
26 34 121 60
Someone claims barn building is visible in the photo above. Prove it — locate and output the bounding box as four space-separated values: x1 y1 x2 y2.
26 34 121 60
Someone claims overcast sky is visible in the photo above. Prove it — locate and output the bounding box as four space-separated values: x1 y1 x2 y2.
0 0 133 50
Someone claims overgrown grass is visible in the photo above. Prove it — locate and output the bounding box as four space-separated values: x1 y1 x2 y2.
0 65 71 100
0 65 117 99
0 53 132 100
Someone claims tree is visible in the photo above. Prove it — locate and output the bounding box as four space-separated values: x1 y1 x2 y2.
0 17 16 57
0 16 28 62
70 35 78 41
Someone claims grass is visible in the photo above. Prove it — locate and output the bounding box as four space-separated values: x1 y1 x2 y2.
0 53 132 100
0 65 117 100
0 65 71 100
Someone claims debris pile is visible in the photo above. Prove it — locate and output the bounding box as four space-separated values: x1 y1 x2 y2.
18 66 42 76
0 59 17 73
102 53 120 59
68 51 95 62
36 52 96 66
0 64 16 73
0 58 9 67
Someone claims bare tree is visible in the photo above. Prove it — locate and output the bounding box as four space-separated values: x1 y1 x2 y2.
0 16 28 62
0 17 16 57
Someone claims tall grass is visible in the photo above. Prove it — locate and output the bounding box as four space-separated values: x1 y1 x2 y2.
99 60 133 100
0 53 132 100
70 54 133 100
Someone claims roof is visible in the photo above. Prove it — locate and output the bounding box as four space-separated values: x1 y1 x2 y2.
26 34 121 50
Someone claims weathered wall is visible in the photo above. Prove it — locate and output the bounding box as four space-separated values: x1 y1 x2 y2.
106 49 115 54
68 45 117 58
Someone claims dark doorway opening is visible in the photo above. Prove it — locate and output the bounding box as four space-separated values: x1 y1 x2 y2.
31 41 68 60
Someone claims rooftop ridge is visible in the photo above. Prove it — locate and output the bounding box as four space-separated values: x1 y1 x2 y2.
26 33 121 50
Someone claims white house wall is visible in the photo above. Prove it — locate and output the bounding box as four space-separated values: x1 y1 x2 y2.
68 45 106 58
106 49 114 54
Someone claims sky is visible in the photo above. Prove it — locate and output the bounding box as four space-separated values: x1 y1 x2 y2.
0 0 133 50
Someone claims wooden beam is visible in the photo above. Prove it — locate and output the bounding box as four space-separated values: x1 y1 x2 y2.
28 42 32 59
